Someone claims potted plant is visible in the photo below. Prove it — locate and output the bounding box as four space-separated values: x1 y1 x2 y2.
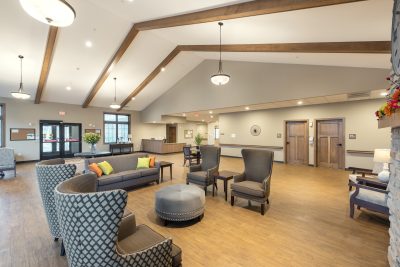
194 133 202 148
83 132 101 153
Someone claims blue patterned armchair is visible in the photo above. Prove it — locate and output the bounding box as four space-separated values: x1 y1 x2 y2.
36 158 76 254
54 173 182 267
0 148 16 178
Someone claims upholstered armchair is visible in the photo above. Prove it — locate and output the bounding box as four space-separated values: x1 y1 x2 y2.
36 159 76 255
186 146 221 194
349 181 389 218
231 149 274 215
0 148 16 178
54 173 182 267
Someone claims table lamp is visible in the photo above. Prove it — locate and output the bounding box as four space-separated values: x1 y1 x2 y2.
373 149 391 183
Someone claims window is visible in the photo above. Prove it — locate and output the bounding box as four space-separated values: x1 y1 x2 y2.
104 113 131 143
0 104 4 147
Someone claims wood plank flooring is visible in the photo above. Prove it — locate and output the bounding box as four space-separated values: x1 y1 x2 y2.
0 154 389 267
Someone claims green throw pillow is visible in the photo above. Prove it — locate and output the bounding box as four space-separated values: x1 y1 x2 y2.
137 157 150 169
97 161 113 175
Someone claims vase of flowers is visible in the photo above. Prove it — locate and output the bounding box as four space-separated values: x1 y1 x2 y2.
83 133 101 154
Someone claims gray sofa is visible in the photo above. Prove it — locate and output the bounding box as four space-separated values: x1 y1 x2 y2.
84 153 160 191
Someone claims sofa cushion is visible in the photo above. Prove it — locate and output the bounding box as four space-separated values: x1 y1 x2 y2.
118 224 182 267
86 153 149 173
187 171 208 182
137 157 150 169
119 170 142 181
140 168 158 177
97 173 122 185
350 189 388 207
89 163 103 177
98 161 113 175
231 180 265 197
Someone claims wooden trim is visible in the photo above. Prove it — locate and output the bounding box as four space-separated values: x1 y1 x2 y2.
134 0 366 31
118 47 181 110
82 26 139 108
35 26 58 104
284 120 309 165
219 143 283 150
178 41 390 54
0 103 5 148
346 150 374 155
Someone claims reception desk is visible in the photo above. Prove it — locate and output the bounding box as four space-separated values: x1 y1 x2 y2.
142 139 185 154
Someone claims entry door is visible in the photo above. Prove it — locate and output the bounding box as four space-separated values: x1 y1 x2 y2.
286 121 308 165
317 119 344 169
63 123 82 158
40 121 62 160
166 125 177 143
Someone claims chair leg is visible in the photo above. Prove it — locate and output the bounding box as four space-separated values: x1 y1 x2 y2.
60 240 66 256
357 205 361 210
231 196 234 206
54 238 59 242
204 186 207 195
266 198 269 205
350 202 355 218
261 203 265 216
248 200 251 207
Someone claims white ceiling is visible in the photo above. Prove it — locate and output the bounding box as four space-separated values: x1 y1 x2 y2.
0 0 392 112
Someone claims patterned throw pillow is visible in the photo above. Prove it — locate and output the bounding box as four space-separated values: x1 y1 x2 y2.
97 161 113 175
137 157 150 169
149 156 156 168
89 163 103 177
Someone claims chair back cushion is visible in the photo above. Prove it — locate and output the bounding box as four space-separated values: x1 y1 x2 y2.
242 149 274 183
85 153 148 173
36 159 76 238
183 146 191 157
200 146 221 171
0 148 15 167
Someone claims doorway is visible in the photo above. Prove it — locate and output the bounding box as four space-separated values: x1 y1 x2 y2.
40 120 82 160
315 118 345 169
285 120 309 165
166 124 177 143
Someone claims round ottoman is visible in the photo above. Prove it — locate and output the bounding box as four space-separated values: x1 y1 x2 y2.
155 184 205 224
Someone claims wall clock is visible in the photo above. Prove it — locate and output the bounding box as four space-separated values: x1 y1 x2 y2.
250 125 261 136
392 0 400 75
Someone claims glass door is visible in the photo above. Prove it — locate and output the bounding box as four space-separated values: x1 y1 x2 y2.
63 123 82 158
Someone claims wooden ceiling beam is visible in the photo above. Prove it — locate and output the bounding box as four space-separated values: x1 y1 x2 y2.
178 41 391 54
82 26 139 108
118 47 181 111
35 26 58 104
134 0 366 31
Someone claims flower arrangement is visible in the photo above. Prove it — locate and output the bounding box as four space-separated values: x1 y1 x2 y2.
375 73 400 119
194 133 203 146
83 132 100 145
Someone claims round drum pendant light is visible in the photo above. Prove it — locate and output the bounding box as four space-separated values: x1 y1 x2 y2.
210 22 230 86
110 77 121 110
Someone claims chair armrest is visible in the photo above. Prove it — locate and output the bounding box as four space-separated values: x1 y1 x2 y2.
189 164 202 172
207 166 218 179
118 211 137 241
233 173 245 183
262 176 271 191
352 183 389 194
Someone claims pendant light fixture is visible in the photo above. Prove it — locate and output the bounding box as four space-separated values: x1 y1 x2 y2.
110 77 121 110
19 0 76 27
11 55 31 100
211 22 230 86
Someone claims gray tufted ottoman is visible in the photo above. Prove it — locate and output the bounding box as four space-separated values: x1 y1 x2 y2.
155 184 205 224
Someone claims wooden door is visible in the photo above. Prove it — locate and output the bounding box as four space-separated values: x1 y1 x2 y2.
166 125 177 143
285 121 308 165
316 119 344 169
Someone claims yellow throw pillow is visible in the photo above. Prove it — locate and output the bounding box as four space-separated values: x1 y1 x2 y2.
137 157 150 169
97 161 113 175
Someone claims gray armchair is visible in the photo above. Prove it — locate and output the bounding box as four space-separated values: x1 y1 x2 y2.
0 148 16 178
230 149 274 215
35 158 76 255
54 173 182 267
186 145 221 195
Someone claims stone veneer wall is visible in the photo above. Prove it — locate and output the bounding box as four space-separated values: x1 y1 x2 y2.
389 128 400 267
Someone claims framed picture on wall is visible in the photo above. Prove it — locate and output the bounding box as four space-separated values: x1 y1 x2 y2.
85 129 101 136
184 130 193 139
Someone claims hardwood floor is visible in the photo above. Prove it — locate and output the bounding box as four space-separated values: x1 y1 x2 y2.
0 154 389 267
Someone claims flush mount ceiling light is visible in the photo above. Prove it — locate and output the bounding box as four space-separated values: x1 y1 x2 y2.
11 55 31 100
19 0 76 27
211 22 230 86
109 77 121 109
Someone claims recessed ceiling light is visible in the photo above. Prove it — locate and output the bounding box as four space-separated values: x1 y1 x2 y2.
66 86 71 91
245 106 250 110
380 92 388 96
161 67 166 72
210 115 214 118
85 41 92 47
182 113 186 117
131 97 135 100
297 101 303 105
209 111 213 114
202 119 205 122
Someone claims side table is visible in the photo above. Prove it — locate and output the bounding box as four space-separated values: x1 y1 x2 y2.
213 170 239 201
159 161 173 182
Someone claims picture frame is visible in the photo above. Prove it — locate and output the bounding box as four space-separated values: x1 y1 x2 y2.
184 129 193 139
85 128 101 136
10 128 36 141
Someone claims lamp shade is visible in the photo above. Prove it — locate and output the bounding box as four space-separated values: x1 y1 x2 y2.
373 149 391 163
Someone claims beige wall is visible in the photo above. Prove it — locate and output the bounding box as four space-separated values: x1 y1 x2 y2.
218 99 390 169
177 122 207 145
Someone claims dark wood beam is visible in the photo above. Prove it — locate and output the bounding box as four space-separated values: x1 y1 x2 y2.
35 26 58 104
178 41 391 54
82 26 139 108
134 0 366 31
118 47 181 110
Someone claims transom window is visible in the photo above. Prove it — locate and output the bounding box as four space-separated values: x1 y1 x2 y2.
0 104 4 147
104 113 130 144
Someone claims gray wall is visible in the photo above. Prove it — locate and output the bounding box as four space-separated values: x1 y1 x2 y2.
141 60 389 122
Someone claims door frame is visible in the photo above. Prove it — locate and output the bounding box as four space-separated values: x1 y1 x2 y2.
284 119 309 164
166 124 177 143
314 117 345 169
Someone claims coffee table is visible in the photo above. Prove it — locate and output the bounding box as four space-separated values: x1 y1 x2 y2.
159 161 173 182
213 170 239 201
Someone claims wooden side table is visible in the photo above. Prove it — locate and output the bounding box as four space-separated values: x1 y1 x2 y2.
213 170 239 201
159 161 173 182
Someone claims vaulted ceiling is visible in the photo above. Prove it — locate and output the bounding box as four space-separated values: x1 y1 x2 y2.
0 0 392 111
